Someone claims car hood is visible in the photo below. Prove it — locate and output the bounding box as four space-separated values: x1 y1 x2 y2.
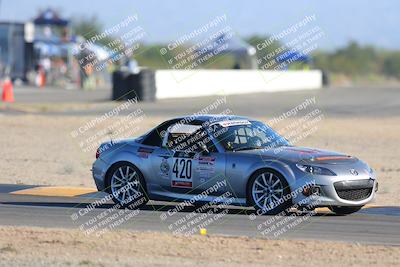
237 146 357 164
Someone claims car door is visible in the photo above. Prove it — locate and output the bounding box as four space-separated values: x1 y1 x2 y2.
163 125 227 195
148 123 200 195
168 148 228 196
149 146 174 191
172 126 228 197
191 151 228 197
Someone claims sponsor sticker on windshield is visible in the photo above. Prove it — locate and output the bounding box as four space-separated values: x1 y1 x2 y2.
218 120 251 127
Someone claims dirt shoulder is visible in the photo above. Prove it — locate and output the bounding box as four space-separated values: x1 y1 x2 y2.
0 226 398 267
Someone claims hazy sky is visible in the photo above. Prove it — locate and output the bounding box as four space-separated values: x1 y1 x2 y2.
2 0 399 50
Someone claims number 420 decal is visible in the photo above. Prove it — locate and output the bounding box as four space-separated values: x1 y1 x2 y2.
172 158 192 179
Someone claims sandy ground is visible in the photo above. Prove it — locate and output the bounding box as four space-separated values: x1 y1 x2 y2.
0 226 399 267
0 114 398 206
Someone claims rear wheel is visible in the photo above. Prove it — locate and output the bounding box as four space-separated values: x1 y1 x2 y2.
248 169 291 215
107 162 148 208
328 205 363 215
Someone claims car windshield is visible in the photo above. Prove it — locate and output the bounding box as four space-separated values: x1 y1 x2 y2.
209 120 290 151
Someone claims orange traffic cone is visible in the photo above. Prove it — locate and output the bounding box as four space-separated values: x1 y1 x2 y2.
39 69 46 88
2 77 14 103
35 68 46 88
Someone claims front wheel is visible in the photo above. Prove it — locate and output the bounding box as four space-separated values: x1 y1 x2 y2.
107 162 148 209
328 205 363 215
248 169 291 215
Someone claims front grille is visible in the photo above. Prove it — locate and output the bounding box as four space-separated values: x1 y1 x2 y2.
334 179 374 201
335 188 373 201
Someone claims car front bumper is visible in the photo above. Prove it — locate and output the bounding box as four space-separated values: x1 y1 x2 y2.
291 173 378 207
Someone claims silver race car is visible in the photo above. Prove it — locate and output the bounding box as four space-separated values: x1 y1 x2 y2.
92 115 378 215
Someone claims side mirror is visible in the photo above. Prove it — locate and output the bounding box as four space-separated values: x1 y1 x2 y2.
200 144 210 155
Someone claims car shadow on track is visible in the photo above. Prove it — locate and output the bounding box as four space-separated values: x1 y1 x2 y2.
0 200 340 217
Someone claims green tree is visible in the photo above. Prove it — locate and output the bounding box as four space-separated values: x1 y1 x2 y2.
313 41 384 77
383 51 400 78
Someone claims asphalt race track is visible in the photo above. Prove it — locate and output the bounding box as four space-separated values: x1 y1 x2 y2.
0 184 399 246
6 85 400 118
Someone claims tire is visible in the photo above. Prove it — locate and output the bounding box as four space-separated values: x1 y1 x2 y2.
247 169 291 215
328 205 363 215
106 162 148 208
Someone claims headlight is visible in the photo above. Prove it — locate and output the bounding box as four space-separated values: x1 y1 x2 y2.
296 164 336 176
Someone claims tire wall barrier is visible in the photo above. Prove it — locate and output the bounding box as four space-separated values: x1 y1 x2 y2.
112 69 322 101
112 69 156 101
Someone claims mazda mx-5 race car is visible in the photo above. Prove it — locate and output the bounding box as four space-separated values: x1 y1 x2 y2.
92 115 378 215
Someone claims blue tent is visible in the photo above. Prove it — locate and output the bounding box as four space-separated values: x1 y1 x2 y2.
33 9 69 26
276 50 311 64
